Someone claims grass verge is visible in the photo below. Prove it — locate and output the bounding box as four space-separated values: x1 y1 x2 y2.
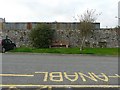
10 47 119 56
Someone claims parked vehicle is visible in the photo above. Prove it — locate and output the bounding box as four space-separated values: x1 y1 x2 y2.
0 38 16 53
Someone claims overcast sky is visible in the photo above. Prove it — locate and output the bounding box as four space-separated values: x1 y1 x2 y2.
0 0 119 28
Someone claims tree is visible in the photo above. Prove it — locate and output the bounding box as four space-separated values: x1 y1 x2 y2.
29 24 54 48
75 9 99 51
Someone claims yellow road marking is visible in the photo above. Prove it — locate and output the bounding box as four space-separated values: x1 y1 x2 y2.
35 72 48 81
49 72 63 82
0 84 120 88
108 74 120 78
0 74 34 77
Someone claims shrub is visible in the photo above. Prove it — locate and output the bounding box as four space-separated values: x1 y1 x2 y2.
29 24 54 48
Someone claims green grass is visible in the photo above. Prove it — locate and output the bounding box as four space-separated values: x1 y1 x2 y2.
80 48 119 55
10 47 119 56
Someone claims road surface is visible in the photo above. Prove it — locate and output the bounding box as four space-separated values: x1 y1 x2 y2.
1 53 119 89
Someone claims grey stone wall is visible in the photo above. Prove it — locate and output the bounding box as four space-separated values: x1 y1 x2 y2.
2 29 30 47
1 22 118 48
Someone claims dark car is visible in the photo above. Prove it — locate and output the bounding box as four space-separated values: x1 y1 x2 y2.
0 38 16 53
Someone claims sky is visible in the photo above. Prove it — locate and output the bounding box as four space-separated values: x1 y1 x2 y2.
0 0 119 28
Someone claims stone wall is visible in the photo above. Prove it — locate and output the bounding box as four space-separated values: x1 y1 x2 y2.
2 29 30 47
1 22 118 48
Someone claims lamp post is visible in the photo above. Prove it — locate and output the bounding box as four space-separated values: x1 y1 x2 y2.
115 16 120 27
117 17 120 27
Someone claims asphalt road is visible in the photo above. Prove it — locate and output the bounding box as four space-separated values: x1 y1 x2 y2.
1 53 119 88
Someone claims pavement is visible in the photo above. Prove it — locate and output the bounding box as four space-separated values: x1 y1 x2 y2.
0 53 119 89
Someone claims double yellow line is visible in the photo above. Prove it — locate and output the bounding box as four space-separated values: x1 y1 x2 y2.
0 84 120 88
0 73 120 88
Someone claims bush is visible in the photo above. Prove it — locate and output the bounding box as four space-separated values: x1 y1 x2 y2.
29 24 54 48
